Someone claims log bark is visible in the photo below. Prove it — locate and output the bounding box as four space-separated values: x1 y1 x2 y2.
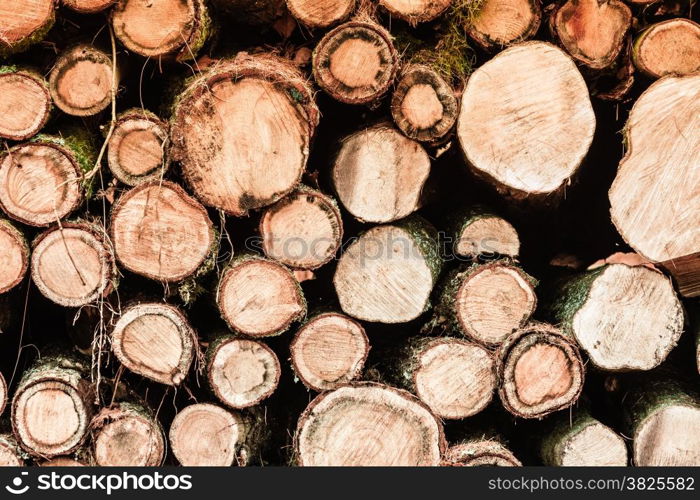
294 382 445 466
111 0 211 61
428 261 537 347
90 401 165 466
457 42 595 202
31 222 116 307
0 0 55 57
0 67 52 141
11 354 93 458
496 323 585 419
0 434 24 466
0 219 28 294
333 215 442 323
444 439 521 466
206 335 281 409
63 0 116 13
632 19 700 79
111 302 196 386
467 0 541 50
170 54 318 216
390 64 458 143
543 262 684 371
285 0 355 28
312 20 399 105
259 186 343 270
378 0 452 24
609 74 699 297
449 206 520 259
107 109 169 186
290 311 369 391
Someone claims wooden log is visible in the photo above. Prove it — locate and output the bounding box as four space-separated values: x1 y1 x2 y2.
40 457 87 466
390 64 458 143
0 370 6 417
387 336 496 420
450 206 519 259
609 74 699 297
212 0 285 25
170 54 318 216
111 302 195 386
0 219 29 294
496 323 585 419
170 403 267 466
544 263 684 371
110 180 215 282
207 336 281 409
312 21 398 105
31 222 116 307
429 261 537 347
0 434 24 466
90 402 165 466
540 410 628 466
11 354 93 457
217 255 306 338
107 109 169 186
378 0 452 24
551 0 632 70
285 0 355 28
294 382 445 466
49 45 115 117
111 0 211 61
259 186 343 270
290 312 369 391
467 0 541 50
332 124 430 223
63 0 116 13
632 19 700 78
457 42 595 202
0 0 55 56
444 439 521 466
334 216 442 323
0 67 52 141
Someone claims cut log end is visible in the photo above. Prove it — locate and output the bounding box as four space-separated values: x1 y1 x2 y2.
260 187 343 270
31 224 115 307
633 19 700 79
295 383 444 466
313 21 398 104
217 257 305 338
208 337 281 409
333 124 430 223
558 421 628 466
49 45 113 117
0 435 24 466
635 404 700 466
111 181 214 282
0 69 51 141
379 0 452 24
111 303 195 386
290 313 369 391
40 457 87 466
285 0 355 28
0 0 54 54
468 0 541 50
455 216 520 258
63 0 116 13
0 220 28 294
444 440 521 466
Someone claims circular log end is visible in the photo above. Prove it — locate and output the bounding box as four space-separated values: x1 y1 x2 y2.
0 220 28 294
63 0 116 13
379 0 452 24
0 0 54 52
0 70 51 140
635 404 700 466
92 404 164 466
456 216 520 258
559 421 628 466
0 435 24 466
444 440 521 466
468 0 541 50
286 0 355 28
633 19 700 79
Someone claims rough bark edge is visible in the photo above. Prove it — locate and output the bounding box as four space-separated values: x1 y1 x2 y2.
0 218 29 294
0 1 56 57
661 252 700 298
447 204 520 258
467 0 542 51
0 66 52 141
0 434 25 465
285 0 356 28
378 0 452 25
632 18 700 79
443 438 521 466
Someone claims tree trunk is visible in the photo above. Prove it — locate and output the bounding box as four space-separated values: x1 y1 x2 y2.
378 0 452 25
170 53 319 216
294 382 445 466
444 439 521 466
0 67 51 141
632 19 700 79
334 215 442 323
0 434 24 466
0 0 55 57
0 219 28 294
609 74 700 297
449 206 520 259
290 311 369 391
111 302 196 386
206 335 281 409
63 0 116 13
312 20 398 105
467 0 541 50
496 323 585 419
285 0 355 28
457 42 595 203
543 262 684 371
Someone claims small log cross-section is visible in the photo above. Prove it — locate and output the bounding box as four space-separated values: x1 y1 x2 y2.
0 67 51 141
0 0 55 56
63 0 116 13
290 312 369 391
0 435 24 466
378 0 452 24
312 21 398 105
497 323 584 419
467 0 541 50
451 207 520 259
0 370 7 416
333 124 430 223
31 223 116 307
444 439 521 466
111 181 215 282
170 54 318 216
391 64 458 143
217 256 306 338
207 336 281 409
285 0 355 28
334 216 442 323
295 383 445 466
458 42 595 201
111 302 195 386
260 186 343 270
632 19 700 79
49 45 114 117
0 220 28 294
91 402 165 466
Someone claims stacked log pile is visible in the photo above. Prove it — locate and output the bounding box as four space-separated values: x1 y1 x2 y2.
0 0 697 467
